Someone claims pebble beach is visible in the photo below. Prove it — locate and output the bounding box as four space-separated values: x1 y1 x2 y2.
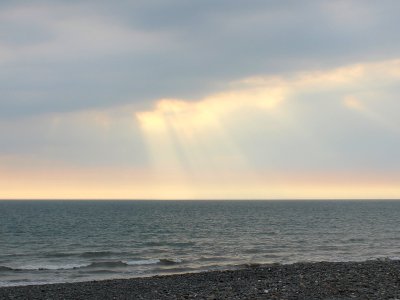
1 260 400 299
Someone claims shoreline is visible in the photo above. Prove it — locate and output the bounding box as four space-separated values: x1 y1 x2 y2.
1 260 400 299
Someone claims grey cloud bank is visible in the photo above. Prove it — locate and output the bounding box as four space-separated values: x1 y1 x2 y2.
1 1 400 117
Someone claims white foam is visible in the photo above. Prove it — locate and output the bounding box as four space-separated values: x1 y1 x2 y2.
125 259 160 265
12 263 89 270
388 256 400 261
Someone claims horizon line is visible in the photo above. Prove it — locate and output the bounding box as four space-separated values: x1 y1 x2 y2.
1 198 400 201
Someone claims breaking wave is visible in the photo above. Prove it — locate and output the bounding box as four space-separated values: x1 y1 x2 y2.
0 258 182 272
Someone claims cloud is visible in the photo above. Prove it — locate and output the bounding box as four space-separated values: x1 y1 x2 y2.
2 1 400 118
135 58 400 176
1 56 399 173
0 107 149 168
1 56 400 199
0 4 170 62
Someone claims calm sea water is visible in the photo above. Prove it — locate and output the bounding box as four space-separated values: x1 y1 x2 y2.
1 200 400 287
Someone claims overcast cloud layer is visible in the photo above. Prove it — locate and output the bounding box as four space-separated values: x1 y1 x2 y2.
1 1 400 198
2 0 400 116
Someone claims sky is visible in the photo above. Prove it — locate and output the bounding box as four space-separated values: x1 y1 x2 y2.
1 0 400 199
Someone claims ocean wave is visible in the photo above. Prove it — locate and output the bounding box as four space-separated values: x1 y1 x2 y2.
44 252 74 258
43 250 131 258
144 241 195 247
0 258 183 272
80 258 182 269
374 256 400 262
85 258 183 268
84 261 128 268
0 263 88 271
125 259 161 265
159 258 183 265
125 258 182 266
79 251 130 258
195 256 233 263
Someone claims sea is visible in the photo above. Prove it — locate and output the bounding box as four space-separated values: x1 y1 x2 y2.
1 200 400 287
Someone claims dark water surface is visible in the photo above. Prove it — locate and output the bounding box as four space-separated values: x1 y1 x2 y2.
1 200 400 286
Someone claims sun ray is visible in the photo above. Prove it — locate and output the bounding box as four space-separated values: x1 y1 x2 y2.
343 95 400 133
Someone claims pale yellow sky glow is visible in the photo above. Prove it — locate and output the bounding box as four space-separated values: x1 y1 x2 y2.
1 166 400 199
1 58 400 199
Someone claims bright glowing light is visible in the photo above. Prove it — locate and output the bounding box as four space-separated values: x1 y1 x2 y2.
2 58 400 199
131 58 400 199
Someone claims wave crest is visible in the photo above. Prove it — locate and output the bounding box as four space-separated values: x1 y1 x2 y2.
84 261 128 269
0 258 183 272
